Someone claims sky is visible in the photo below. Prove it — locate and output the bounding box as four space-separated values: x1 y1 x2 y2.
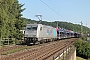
19 0 90 28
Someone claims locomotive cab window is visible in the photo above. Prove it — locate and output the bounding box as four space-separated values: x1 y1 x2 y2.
26 27 31 31
32 26 37 30
26 26 37 31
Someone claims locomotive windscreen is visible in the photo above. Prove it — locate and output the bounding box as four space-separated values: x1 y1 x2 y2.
25 25 38 37
26 26 37 31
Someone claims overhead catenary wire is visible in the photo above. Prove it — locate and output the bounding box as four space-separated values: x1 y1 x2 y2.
40 0 66 20
48 0 69 20
27 10 50 22
48 0 61 12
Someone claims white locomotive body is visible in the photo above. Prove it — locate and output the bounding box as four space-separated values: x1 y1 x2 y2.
24 24 57 44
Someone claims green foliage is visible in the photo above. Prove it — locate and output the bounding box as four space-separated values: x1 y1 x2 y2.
2 47 30 55
75 38 90 59
0 0 26 40
80 36 87 41
76 56 86 60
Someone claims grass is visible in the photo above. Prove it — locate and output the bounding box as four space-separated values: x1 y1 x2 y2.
76 56 86 60
0 45 9 48
2 46 31 55
2 44 43 55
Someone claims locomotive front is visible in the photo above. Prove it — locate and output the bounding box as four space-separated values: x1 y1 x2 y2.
24 24 38 44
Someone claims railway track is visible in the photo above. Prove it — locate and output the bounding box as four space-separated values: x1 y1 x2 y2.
0 38 77 60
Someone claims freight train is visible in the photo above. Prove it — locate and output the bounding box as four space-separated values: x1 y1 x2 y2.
24 24 80 45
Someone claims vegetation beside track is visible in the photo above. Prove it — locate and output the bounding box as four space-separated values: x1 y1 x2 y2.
0 0 27 40
1 44 43 55
76 56 86 60
75 37 90 59
2 46 30 55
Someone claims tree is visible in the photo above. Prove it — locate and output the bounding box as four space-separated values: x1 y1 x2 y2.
0 0 26 40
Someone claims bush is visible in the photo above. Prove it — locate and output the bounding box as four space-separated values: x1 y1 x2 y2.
80 36 87 41
75 38 90 59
